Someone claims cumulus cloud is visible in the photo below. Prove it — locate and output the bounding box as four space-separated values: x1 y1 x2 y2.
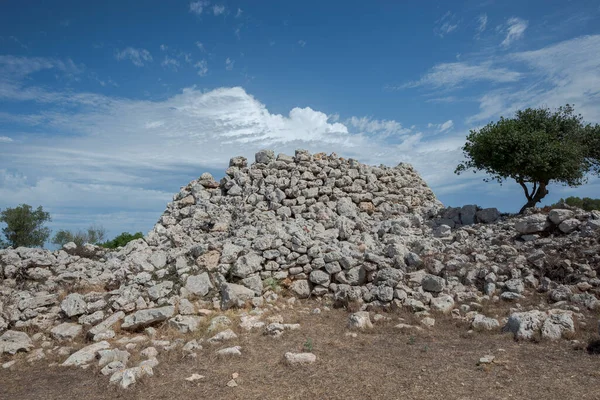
501 17 528 47
396 62 522 90
115 47 153 67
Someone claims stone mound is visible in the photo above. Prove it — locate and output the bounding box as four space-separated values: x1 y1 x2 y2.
1 149 600 387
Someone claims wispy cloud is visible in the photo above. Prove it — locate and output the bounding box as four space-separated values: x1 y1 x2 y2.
298 40 307 47
0 136 13 143
225 58 234 71
476 14 487 35
115 47 153 67
394 62 522 90
428 120 454 133
435 11 459 38
347 116 412 137
213 5 225 15
469 34 600 123
189 1 209 15
235 8 243 18
161 56 180 71
195 41 205 52
501 17 528 47
160 44 168 51
194 60 208 76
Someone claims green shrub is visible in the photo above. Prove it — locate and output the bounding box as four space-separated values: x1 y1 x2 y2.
100 232 144 249
552 196 600 211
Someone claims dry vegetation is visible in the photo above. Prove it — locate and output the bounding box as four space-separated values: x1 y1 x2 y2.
2 299 600 400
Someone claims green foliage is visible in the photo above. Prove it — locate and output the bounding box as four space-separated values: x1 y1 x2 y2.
52 225 106 247
303 338 314 352
0 204 51 248
100 231 144 249
263 277 282 292
552 196 600 211
455 105 595 213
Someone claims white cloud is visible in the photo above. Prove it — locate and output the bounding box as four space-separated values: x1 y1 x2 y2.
0 84 470 234
469 35 600 123
189 1 208 15
236 8 243 18
298 40 306 47
194 60 208 76
428 120 454 133
195 41 205 52
347 116 411 137
0 55 83 80
476 14 487 34
225 58 234 71
213 5 225 15
435 11 459 37
115 47 153 67
161 56 180 71
0 136 13 143
160 44 168 51
397 62 522 90
501 17 528 47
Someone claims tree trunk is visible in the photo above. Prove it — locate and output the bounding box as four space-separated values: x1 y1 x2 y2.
518 181 549 214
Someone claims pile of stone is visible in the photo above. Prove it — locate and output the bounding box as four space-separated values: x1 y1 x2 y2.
1 149 599 388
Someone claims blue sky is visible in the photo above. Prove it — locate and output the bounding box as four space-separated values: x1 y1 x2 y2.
1 0 599 243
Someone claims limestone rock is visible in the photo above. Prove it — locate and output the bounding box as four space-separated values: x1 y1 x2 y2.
285 352 316 365
62 341 111 366
348 311 373 330
121 306 175 331
0 330 33 354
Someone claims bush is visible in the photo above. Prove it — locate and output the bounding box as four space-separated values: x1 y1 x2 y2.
52 225 106 248
552 196 600 211
101 232 144 249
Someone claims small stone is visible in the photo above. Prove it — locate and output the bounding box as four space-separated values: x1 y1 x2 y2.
347 311 373 330
208 329 238 343
185 374 205 382
478 355 495 364
284 352 316 365
216 346 242 356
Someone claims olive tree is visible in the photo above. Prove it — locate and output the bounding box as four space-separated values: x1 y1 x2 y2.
455 105 595 214
0 204 51 248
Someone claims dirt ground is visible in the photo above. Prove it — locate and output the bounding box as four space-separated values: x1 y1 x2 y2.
2 302 600 400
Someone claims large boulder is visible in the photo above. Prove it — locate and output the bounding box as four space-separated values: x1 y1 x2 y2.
0 330 33 354
121 306 175 331
62 341 111 366
185 272 213 297
503 310 546 340
515 214 550 234
60 294 87 318
220 283 255 310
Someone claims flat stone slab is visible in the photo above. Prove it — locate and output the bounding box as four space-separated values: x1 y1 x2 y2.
121 306 175 331
62 341 111 366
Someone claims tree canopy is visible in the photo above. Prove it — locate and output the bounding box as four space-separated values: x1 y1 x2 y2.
0 204 51 248
455 105 598 213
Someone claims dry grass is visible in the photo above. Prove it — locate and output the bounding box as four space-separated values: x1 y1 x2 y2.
2 301 600 400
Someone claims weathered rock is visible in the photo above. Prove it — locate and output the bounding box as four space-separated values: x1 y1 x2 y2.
168 315 204 333
541 310 575 340
221 283 255 310
88 312 125 338
62 341 111 366
515 214 550 234
60 294 87 318
285 352 316 365
421 275 445 293
548 209 574 225
430 295 455 313
289 280 311 299
503 310 546 340
51 323 83 341
185 273 213 297
121 306 175 331
348 311 373 330
471 314 500 331
0 330 33 354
